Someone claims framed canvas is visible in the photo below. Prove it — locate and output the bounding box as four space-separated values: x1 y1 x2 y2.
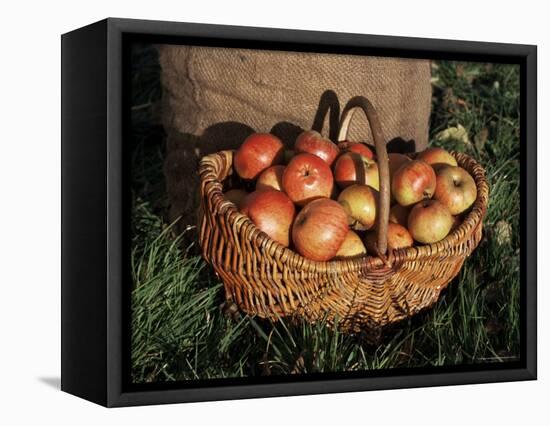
61 18 537 407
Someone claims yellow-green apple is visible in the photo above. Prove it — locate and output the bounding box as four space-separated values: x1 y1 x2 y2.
417 147 457 171
292 198 349 261
256 165 285 191
240 188 296 247
392 160 436 206
224 189 248 209
333 152 379 190
434 165 477 215
386 223 414 249
294 130 340 166
364 223 414 253
335 230 367 258
338 141 374 159
337 184 378 231
234 133 284 180
282 153 334 206
408 199 453 244
389 204 410 227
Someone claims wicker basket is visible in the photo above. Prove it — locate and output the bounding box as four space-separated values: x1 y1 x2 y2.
198 96 489 332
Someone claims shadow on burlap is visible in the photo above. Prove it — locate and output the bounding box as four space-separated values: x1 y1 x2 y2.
159 45 432 234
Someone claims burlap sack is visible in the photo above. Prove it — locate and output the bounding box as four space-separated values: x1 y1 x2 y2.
159 45 431 231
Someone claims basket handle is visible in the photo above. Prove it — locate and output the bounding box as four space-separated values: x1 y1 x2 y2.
337 96 390 256
311 89 341 141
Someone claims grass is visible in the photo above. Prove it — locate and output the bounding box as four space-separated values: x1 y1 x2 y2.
129 44 521 383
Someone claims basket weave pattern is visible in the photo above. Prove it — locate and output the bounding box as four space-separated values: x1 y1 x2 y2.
198 95 489 332
198 149 488 332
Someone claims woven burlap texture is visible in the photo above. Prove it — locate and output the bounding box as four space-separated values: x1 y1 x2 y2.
159 45 432 230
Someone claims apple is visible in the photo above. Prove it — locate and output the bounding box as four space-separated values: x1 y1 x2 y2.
337 184 378 231
338 141 374 159
333 152 379 190
434 165 477 215
391 160 436 206
256 165 285 191
292 198 349 261
388 204 410 227
388 153 412 203
224 189 248 209
408 199 453 244
282 153 334 206
335 230 367 258
388 153 412 180
386 223 414 249
234 133 284 180
294 130 340 166
417 147 457 171
364 223 414 253
240 188 296 247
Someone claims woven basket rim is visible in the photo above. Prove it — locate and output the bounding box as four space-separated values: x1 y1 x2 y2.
200 149 489 273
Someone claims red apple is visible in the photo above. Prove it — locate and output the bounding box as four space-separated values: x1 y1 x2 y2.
391 160 436 206
295 130 340 166
388 153 412 203
434 166 477 215
338 141 374 159
417 147 457 170
234 133 284 180
388 153 412 180
240 188 296 247
364 223 414 253
292 198 349 261
335 230 367 258
388 204 410 227
256 165 285 191
224 189 248 209
282 153 334 206
337 184 378 231
408 199 453 244
333 152 379 190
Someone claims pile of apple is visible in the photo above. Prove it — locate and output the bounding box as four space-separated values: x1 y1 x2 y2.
223 130 477 262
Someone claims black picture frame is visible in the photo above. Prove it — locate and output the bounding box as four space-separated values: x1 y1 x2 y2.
61 17 537 407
